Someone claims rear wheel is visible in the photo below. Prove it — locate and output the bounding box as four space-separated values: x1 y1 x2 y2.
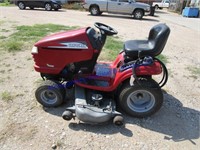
18 2 26 10
118 79 163 118
35 80 65 107
45 3 52 11
90 6 100 16
133 9 144 19
29 7 34 10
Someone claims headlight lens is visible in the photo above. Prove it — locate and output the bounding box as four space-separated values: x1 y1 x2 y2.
31 46 38 54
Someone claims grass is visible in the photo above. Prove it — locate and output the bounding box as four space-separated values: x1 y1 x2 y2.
63 3 84 11
1 29 10 32
0 21 5 25
0 36 7 39
1 91 14 102
0 0 13 6
186 66 200 79
27 57 32 61
0 24 78 52
99 36 123 61
4 40 23 52
156 54 168 64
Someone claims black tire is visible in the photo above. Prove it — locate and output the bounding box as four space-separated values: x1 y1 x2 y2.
113 115 124 126
45 3 52 11
54 8 59 11
133 9 144 19
29 7 34 10
155 5 159 10
18 2 26 10
62 111 73 121
118 79 163 118
90 6 100 16
35 80 64 107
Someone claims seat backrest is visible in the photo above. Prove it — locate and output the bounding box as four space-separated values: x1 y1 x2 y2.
148 23 170 56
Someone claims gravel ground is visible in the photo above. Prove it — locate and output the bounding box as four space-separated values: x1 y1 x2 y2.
0 7 200 150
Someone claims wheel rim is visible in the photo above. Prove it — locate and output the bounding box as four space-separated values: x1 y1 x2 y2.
135 11 142 19
91 7 98 15
127 90 155 113
40 90 58 105
45 4 51 11
19 2 24 9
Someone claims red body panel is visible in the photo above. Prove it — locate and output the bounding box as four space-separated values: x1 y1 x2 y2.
75 52 162 92
32 28 94 74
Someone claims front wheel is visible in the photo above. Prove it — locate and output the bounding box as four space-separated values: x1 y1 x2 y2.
118 79 163 118
133 9 144 19
35 80 65 107
18 2 26 10
90 6 100 16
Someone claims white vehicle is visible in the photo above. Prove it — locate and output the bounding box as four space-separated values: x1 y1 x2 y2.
152 0 170 9
83 0 151 19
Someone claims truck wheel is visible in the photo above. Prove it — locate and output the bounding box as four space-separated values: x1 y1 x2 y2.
45 3 52 11
155 5 159 9
18 2 26 10
90 6 100 16
133 9 144 19
118 79 163 118
35 80 64 107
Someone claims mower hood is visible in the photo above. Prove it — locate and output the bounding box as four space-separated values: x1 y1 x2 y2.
34 28 89 48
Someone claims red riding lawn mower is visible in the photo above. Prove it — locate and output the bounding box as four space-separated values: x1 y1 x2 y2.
32 22 170 125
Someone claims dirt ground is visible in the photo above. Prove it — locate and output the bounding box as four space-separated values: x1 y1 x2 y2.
0 7 200 150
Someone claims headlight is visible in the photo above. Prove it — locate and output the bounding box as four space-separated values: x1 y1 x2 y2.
146 7 150 11
31 46 38 54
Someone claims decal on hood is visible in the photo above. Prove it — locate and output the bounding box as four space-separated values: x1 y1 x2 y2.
48 42 88 49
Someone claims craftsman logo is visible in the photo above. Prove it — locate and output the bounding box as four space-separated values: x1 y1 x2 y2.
47 42 88 49
61 42 88 49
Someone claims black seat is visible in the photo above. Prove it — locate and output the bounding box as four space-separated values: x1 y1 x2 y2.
124 24 170 59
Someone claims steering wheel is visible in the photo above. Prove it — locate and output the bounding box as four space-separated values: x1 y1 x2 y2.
94 22 118 36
